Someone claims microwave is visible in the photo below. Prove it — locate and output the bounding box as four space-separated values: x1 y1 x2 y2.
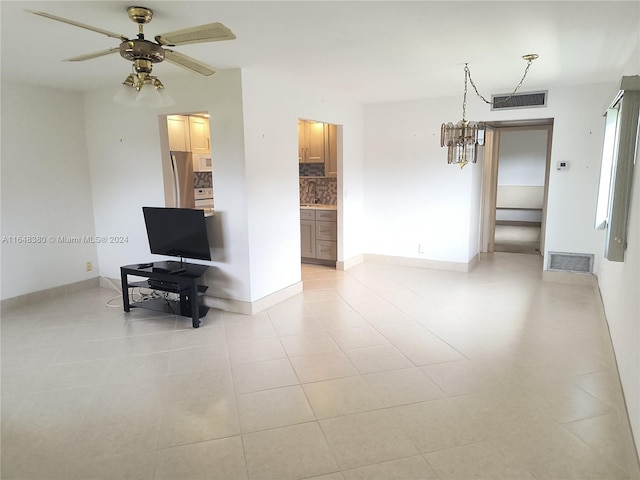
199 156 212 171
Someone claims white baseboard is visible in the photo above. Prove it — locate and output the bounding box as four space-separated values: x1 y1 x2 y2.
1 277 100 313
202 281 303 315
100 276 122 292
336 254 365 271
4 252 480 317
110 273 302 317
364 253 477 272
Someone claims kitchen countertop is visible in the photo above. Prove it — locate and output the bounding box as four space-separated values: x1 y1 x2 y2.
300 204 337 210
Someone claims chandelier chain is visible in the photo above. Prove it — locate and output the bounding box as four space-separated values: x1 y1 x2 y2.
465 58 535 106
462 64 469 120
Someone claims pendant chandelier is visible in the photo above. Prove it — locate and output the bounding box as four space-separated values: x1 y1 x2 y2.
441 54 539 168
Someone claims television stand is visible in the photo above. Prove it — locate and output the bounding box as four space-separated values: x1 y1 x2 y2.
120 261 209 328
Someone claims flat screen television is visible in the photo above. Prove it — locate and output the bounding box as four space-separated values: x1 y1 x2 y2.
142 207 211 262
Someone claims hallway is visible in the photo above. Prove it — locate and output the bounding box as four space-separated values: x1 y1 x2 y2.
494 223 542 255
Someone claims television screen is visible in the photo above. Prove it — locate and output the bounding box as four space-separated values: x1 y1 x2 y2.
142 207 211 261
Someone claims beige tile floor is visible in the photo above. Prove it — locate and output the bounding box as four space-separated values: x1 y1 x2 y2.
2 253 639 479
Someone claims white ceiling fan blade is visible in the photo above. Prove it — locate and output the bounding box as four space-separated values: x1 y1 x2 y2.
64 47 120 62
155 22 235 46
27 10 128 41
163 50 216 76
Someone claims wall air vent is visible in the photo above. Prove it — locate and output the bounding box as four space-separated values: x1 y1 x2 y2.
491 91 548 111
548 252 594 273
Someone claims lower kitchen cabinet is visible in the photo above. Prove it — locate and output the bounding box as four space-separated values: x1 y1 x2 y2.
316 240 337 260
300 208 337 264
300 219 316 258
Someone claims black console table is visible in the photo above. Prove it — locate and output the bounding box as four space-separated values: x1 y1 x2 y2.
120 261 209 328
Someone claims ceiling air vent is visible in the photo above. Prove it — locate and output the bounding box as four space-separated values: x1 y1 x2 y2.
548 252 594 273
491 90 548 111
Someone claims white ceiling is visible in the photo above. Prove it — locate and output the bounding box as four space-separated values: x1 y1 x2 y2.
2 1 638 104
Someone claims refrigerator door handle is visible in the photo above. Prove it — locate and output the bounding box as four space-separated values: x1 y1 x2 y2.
171 155 181 208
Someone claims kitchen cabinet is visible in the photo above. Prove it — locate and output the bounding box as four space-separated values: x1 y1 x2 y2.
189 116 211 154
326 123 338 177
300 208 337 263
300 219 316 258
167 115 191 151
298 120 326 163
298 120 338 177
167 114 210 154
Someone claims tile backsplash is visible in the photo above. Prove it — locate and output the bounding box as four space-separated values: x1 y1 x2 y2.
299 163 325 176
194 172 213 188
299 177 337 205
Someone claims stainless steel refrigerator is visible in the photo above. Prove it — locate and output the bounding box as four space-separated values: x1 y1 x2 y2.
170 151 195 208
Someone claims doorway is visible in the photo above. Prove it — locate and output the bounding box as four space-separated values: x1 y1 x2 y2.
480 120 553 255
160 112 213 212
298 119 340 268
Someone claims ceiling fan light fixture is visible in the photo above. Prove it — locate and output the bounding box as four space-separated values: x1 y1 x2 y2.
113 71 173 107
135 82 161 106
135 76 174 107
121 73 135 88
113 81 140 106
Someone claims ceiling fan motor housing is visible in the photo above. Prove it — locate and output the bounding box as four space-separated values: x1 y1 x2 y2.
119 39 165 65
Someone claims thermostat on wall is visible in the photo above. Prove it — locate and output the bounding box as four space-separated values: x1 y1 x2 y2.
557 161 569 171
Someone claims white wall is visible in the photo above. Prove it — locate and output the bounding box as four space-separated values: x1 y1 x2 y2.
598 158 640 459
82 70 252 302
363 83 615 268
239 68 365 296
481 84 613 268
498 129 547 186
363 97 478 265
596 54 640 457
3 66 362 308
1 82 98 300
81 68 364 306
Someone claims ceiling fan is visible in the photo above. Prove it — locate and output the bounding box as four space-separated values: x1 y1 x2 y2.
28 6 236 105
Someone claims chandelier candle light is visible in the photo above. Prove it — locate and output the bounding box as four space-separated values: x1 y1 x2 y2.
441 54 539 168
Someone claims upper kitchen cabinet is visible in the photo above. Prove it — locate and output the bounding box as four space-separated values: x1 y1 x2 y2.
298 119 337 177
326 123 337 177
189 116 211 154
167 114 211 154
167 115 191 151
298 120 326 163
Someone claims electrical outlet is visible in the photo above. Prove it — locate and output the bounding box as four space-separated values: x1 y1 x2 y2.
418 243 424 253
86 261 93 272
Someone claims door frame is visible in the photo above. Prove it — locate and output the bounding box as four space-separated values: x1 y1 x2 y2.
480 119 554 254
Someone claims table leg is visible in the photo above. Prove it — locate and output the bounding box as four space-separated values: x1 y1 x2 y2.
191 280 200 328
121 270 130 312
